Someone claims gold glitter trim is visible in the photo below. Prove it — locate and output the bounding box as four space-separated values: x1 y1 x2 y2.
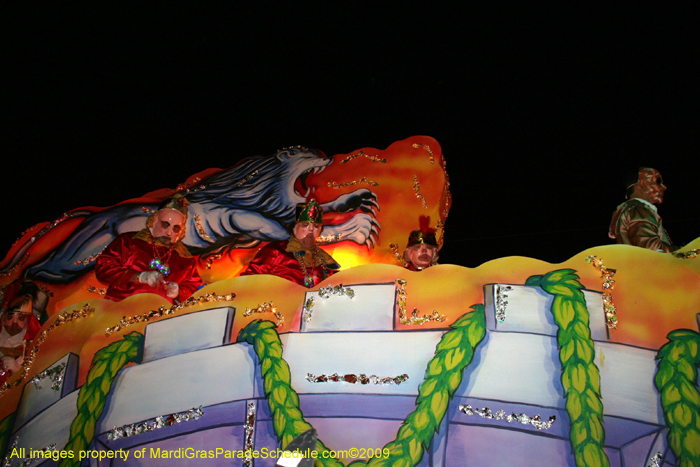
38 284 54 298
194 215 212 241
205 254 222 269
0 253 29 277
412 175 428 209
340 150 387 164
395 279 446 326
317 233 342 243
0 304 95 399
105 292 236 337
74 246 107 266
436 220 445 250
586 255 618 329
87 286 107 295
175 177 205 194
389 244 409 267
673 249 699 259
327 177 379 189
412 143 435 164
243 301 284 327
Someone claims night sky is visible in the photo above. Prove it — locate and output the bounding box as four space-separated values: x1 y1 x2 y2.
3 5 697 269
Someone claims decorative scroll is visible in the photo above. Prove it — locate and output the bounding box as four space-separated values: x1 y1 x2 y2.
327 177 379 189
1 304 95 399
340 150 387 164
395 279 446 325
458 405 556 431
412 175 428 209
243 301 284 327
29 363 66 391
586 255 618 329
494 284 512 323
108 406 204 441
105 292 236 336
306 373 408 385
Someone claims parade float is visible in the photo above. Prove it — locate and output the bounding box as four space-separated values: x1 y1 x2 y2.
0 137 698 467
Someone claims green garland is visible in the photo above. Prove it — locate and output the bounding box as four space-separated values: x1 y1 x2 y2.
238 320 345 467
59 331 144 467
238 305 487 467
527 270 609 467
655 329 700 467
0 412 16 461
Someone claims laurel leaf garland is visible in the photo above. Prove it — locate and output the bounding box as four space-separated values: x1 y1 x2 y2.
655 329 700 467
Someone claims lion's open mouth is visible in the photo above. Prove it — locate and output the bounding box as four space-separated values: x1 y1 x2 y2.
295 165 327 198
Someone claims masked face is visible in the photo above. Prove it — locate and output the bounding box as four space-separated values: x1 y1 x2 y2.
150 209 185 246
637 168 666 205
2 311 29 336
293 222 323 249
406 243 437 269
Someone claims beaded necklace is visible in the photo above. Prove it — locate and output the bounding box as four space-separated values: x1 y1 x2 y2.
149 235 175 276
293 247 328 288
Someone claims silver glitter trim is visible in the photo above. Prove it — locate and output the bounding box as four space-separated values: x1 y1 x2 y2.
1 437 17 467
494 284 512 323
1 438 56 467
647 452 662 467
107 406 204 441
29 363 67 391
242 402 256 467
302 284 356 322
301 296 315 323
458 405 555 431
306 373 408 385
317 284 355 299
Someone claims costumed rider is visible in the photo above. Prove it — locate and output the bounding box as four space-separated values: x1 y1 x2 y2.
241 198 340 287
0 282 42 384
95 195 202 303
402 216 440 271
609 167 678 252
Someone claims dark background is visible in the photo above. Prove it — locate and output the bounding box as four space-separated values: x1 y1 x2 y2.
2 4 697 268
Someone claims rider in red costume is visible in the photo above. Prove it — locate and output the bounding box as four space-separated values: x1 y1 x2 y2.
402 217 440 271
241 199 340 287
96 195 202 303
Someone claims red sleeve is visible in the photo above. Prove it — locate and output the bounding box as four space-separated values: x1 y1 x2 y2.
240 245 277 276
176 260 202 301
95 235 139 288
